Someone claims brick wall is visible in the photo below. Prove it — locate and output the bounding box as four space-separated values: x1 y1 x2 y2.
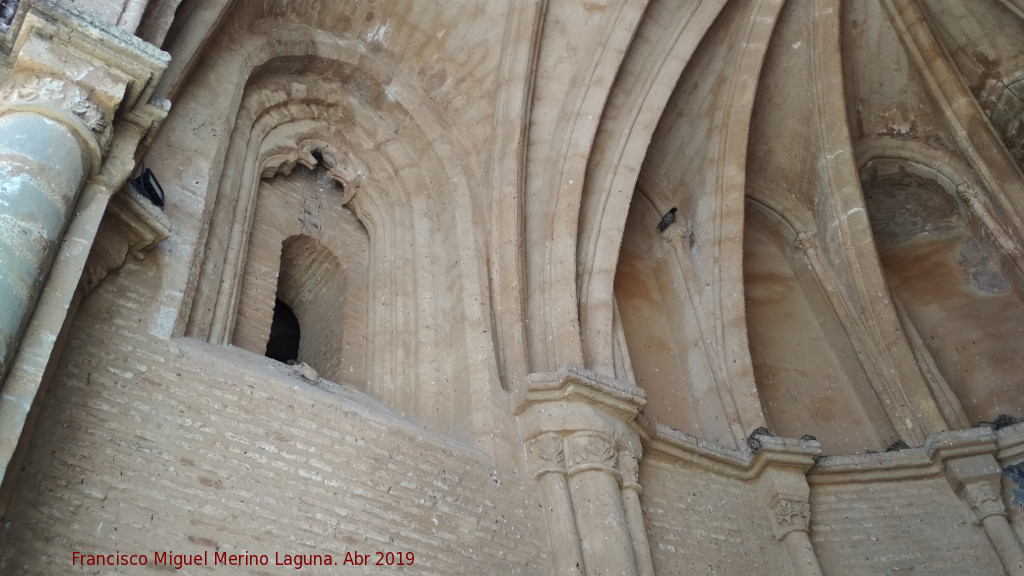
811 477 1003 575
640 455 791 575
0 281 546 574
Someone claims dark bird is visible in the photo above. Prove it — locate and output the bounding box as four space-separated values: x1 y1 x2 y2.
657 207 678 232
885 439 910 452
129 162 166 208
746 426 773 453
979 414 1021 430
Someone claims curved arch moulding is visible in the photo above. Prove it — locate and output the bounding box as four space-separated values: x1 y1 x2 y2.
175 22 501 440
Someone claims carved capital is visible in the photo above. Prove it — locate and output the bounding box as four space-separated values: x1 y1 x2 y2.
769 497 811 539
618 447 641 492
963 482 1006 523
1 2 170 170
0 73 111 147
526 433 566 478
565 432 618 477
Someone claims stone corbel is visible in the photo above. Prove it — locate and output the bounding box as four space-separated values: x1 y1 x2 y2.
82 186 171 295
517 366 651 576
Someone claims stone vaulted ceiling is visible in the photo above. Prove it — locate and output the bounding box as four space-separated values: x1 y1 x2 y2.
2 0 1024 573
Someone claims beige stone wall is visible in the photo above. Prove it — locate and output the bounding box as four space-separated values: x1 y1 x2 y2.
3 0 1024 574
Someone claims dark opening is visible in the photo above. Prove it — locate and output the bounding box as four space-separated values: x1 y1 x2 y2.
265 298 300 363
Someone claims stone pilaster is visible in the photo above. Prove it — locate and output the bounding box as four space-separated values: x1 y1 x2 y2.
517 366 650 576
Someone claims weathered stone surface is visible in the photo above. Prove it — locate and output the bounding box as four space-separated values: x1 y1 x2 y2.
2 0 1024 574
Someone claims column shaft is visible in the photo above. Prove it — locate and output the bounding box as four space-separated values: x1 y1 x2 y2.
0 111 90 380
621 488 654 576
569 469 637 576
780 530 825 576
982 514 1024 576
538 471 586 575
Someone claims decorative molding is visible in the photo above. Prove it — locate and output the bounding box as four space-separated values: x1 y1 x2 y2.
518 365 646 422
12 2 169 112
956 182 980 202
485 0 544 389
0 2 170 172
259 138 365 206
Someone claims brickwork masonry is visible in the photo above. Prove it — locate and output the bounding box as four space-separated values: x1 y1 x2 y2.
0 292 548 574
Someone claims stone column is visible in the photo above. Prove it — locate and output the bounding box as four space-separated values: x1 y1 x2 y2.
767 496 822 576
947 454 1024 576
0 3 169 517
963 482 1024 576
565 431 636 576
526 433 586 575
517 367 652 576
0 2 165 383
618 441 654 576
0 73 108 381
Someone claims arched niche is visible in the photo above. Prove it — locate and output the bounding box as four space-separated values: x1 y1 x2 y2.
743 200 893 454
179 38 499 438
614 192 735 448
863 161 1024 423
230 162 369 387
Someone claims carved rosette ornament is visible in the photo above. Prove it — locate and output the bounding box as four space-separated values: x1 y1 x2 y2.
770 498 812 537
0 73 112 149
963 482 1006 523
565 432 619 477
956 182 979 203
